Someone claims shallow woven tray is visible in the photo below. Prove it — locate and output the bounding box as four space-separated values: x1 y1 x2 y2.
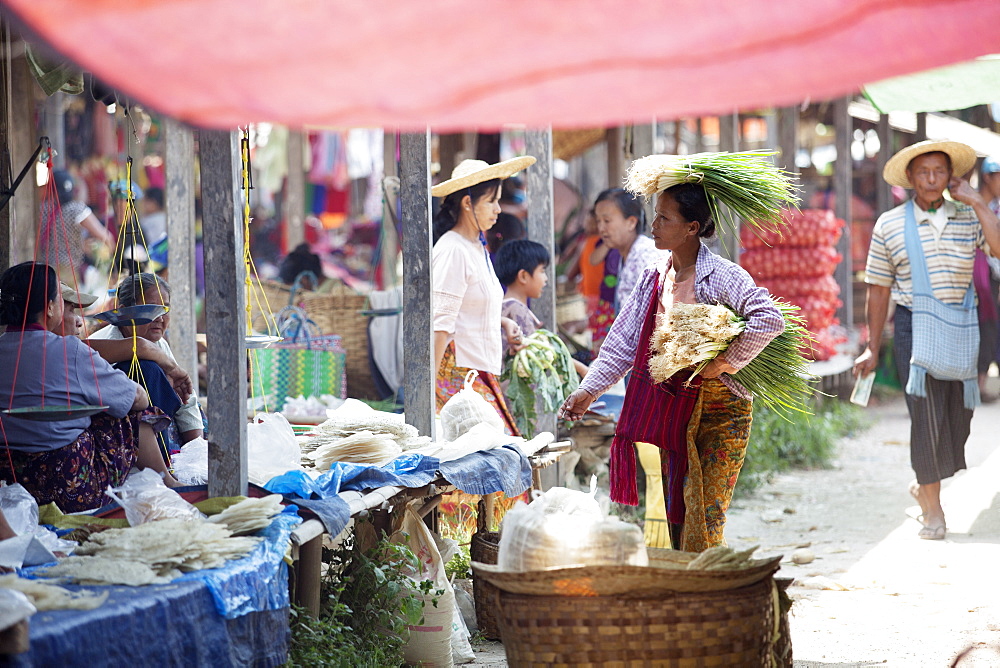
472 550 782 597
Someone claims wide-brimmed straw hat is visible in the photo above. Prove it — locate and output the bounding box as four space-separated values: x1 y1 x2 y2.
883 139 977 188
431 156 536 198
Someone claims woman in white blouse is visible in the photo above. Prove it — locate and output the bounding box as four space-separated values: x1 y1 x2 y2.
432 157 535 435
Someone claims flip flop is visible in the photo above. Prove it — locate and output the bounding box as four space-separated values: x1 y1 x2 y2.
918 522 946 540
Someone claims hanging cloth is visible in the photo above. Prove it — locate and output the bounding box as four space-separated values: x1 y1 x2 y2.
902 199 980 409
608 275 702 516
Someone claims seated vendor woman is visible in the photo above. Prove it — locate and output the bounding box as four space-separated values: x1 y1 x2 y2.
88 273 203 450
0 262 179 513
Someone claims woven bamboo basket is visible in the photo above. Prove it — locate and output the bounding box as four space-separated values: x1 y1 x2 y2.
496 578 775 667
297 287 378 399
248 280 296 333
473 552 781 597
470 499 503 640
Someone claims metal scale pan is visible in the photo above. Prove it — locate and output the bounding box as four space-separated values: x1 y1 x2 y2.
2 405 110 421
92 304 169 326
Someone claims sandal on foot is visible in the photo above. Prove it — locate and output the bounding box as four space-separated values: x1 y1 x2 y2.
918 523 946 540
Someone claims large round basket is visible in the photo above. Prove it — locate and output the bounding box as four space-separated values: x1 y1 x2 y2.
497 578 775 667
470 529 502 640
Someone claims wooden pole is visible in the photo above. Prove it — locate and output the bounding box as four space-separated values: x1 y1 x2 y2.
163 119 198 379
606 126 624 188
399 130 435 438
876 115 893 215
717 114 740 262
200 129 248 497
915 112 927 142
284 131 305 251
0 52 37 269
776 106 800 176
630 122 656 225
525 128 556 437
833 97 854 329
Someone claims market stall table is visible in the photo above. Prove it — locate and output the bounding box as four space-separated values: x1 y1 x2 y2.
2 509 299 667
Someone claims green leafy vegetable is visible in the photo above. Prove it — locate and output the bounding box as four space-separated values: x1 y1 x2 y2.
501 328 579 437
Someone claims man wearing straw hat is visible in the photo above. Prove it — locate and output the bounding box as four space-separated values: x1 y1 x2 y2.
854 140 1000 541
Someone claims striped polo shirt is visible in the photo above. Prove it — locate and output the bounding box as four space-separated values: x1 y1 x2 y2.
865 198 989 307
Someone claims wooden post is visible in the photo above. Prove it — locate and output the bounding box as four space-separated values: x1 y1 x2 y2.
629 123 656 225
284 131 305 251
399 130 435 438
606 127 624 188
776 106 800 176
41 93 65 170
199 129 248 497
293 535 323 618
833 97 854 329
876 115 893 215
915 112 927 142
717 114 740 262
525 128 556 437
163 119 198 380
0 52 37 268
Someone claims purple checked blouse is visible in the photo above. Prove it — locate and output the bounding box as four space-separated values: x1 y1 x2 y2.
580 243 784 400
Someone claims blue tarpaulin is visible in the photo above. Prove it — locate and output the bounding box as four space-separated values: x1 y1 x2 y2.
266 446 533 537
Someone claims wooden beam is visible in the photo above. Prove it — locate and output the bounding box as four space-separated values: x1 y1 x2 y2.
163 119 198 380
876 115 893 215
832 97 854 329
284 131 305 251
199 129 248 497
399 130 435 438
525 128 556 437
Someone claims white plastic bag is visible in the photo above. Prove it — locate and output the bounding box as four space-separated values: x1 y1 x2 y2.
172 437 209 485
247 413 305 485
390 505 455 668
0 483 39 536
439 370 504 442
105 469 205 526
498 486 648 571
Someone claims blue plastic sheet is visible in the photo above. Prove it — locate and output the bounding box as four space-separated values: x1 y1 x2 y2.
2 580 288 668
438 445 532 497
176 507 301 619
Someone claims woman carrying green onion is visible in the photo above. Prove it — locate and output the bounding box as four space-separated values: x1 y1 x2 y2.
560 153 795 553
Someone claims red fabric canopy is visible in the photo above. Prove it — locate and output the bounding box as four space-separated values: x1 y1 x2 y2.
9 0 1000 130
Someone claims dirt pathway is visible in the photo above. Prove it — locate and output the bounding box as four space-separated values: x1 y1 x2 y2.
468 391 1000 667
725 392 1000 667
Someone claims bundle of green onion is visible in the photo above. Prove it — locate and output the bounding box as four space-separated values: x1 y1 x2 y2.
648 299 816 419
624 150 800 238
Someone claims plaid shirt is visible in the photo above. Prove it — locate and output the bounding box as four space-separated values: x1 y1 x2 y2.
580 243 784 400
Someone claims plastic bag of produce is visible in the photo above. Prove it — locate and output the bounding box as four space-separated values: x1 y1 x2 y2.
105 468 205 526
497 486 647 571
439 370 505 442
247 412 304 485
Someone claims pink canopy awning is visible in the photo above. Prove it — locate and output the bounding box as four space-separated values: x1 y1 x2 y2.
8 0 1000 130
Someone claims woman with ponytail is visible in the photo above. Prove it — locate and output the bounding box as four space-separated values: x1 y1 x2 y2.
431 156 535 434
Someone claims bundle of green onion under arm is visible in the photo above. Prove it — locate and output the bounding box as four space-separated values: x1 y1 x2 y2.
648 300 816 419
624 151 801 238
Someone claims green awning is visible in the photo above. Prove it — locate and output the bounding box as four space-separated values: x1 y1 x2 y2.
864 55 1000 114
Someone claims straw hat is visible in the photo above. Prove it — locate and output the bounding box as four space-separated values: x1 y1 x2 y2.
431 156 536 198
883 139 977 188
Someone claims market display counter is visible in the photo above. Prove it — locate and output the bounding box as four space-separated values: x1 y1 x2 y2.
3 511 299 668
